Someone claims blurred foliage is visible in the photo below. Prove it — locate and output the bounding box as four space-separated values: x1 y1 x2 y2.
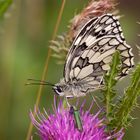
0 0 12 18
0 0 140 140
50 33 71 64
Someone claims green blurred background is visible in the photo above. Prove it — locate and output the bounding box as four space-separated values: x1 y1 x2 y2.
0 0 140 140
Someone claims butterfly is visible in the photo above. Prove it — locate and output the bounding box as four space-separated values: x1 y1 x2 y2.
53 14 134 98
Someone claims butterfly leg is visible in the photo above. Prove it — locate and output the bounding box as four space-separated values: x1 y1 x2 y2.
90 94 101 109
90 78 103 109
65 97 71 108
91 76 104 109
99 76 104 85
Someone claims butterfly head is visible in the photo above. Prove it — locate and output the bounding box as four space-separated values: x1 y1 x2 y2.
53 79 80 98
53 79 88 98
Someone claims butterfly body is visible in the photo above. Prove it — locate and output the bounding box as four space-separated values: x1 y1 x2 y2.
53 78 103 98
53 14 134 98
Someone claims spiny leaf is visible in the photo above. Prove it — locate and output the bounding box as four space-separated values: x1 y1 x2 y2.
103 51 121 120
104 51 121 89
113 64 140 130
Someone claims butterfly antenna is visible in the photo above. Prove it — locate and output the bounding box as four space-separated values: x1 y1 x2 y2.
25 78 54 86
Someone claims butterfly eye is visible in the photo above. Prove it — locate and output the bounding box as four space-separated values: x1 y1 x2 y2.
53 86 63 95
56 86 62 93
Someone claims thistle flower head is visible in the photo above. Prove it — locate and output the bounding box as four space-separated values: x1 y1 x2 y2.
70 0 116 38
30 98 124 140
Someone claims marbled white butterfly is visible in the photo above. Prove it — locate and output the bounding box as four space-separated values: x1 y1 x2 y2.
53 14 134 98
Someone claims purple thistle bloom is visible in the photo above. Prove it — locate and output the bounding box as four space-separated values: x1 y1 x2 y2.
30 98 124 140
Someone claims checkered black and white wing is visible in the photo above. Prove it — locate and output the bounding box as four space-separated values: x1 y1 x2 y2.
64 14 134 86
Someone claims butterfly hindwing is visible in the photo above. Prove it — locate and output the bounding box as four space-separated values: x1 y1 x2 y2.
69 36 124 80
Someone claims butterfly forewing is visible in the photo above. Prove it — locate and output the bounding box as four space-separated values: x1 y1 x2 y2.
64 14 134 87
66 14 124 67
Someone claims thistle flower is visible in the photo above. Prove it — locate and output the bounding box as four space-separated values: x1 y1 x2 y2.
30 98 124 140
